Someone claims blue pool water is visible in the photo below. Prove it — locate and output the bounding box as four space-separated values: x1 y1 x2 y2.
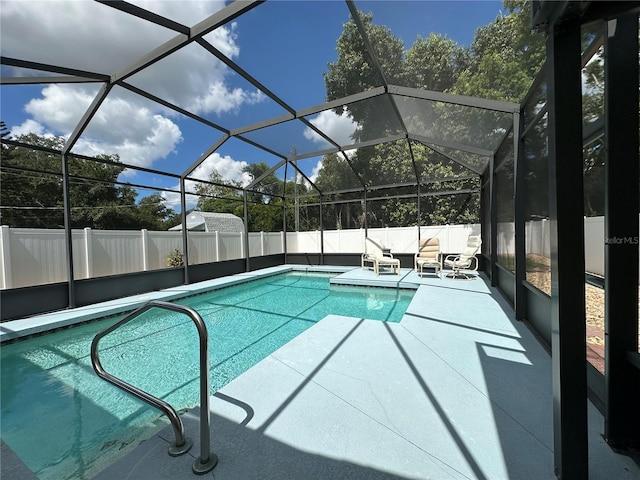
1 271 414 479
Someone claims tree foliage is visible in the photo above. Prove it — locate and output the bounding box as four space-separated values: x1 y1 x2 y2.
0 133 176 229
193 162 303 232
319 2 546 229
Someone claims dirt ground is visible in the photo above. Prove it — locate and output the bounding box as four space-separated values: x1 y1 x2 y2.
524 254 640 375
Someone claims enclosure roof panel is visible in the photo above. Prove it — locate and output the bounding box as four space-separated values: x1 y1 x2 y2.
1 0 517 197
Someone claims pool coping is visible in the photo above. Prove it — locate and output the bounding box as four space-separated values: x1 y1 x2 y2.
0 265 391 344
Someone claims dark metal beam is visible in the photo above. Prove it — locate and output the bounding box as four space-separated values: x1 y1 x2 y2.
408 133 493 160
196 37 296 116
96 0 190 34
489 154 498 286
513 111 527 320
293 147 341 161
121 82 228 133
183 134 230 178
234 134 288 161
61 153 75 307
546 19 588 479
2 138 182 179
345 1 390 88
111 1 263 84
603 12 640 451
296 87 386 117
1 75 102 85
388 84 520 114
0 56 110 82
191 1 264 38
246 158 287 190
230 113 295 136
63 83 113 154
300 188 477 207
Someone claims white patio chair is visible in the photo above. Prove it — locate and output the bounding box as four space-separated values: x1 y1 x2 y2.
362 237 400 275
443 235 482 279
414 237 441 277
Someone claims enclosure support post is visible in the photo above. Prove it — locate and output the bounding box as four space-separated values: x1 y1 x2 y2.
243 190 250 272
547 19 588 480
603 12 640 450
363 188 368 238
320 196 324 265
489 154 498 286
62 153 76 308
283 161 288 264
417 183 421 243
180 177 189 284
513 111 527 320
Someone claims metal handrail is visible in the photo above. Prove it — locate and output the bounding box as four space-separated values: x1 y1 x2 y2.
90 300 218 475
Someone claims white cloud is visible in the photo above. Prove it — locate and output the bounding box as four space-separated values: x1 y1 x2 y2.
189 152 252 185
303 109 358 147
10 119 50 138
163 152 251 209
309 159 323 183
1 1 263 172
18 84 183 169
308 148 356 184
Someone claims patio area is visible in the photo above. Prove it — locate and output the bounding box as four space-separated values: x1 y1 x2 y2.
89 269 638 480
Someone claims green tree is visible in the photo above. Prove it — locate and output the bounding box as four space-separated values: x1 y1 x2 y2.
1 134 66 227
316 1 549 229
324 11 405 141
0 133 174 229
243 161 281 202
405 33 470 91
67 156 140 229
453 0 544 102
137 193 177 230
195 170 243 213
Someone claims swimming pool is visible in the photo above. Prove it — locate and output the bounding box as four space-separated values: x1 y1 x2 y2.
1 271 414 479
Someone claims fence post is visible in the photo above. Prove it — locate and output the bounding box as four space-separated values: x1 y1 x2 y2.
261 231 265 256
239 232 244 259
84 227 93 279
0 225 12 289
141 229 149 271
215 231 219 262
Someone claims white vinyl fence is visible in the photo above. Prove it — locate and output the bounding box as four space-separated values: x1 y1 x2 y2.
288 224 480 255
0 227 281 289
0 216 637 289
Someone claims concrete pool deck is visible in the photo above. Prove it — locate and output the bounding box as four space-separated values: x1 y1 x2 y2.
84 266 638 479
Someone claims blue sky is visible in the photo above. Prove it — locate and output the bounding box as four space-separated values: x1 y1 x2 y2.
1 0 503 210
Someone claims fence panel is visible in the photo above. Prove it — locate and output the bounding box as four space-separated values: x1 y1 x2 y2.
90 231 143 277
2 217 637 289
288 231 320 253
187 232 217 265
584 217 604 276
248 233 262 257
148 231 184 269
72 230 89 279
7 229 67 288
323 229 364 253
218 232 243 261
367 227 417 253
263 232 283 255
525 220 551 258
